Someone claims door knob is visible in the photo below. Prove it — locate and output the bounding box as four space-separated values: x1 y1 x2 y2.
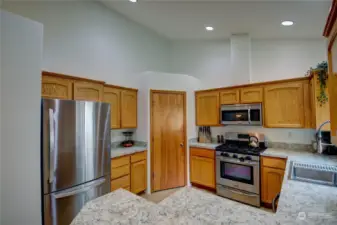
180 143 184 147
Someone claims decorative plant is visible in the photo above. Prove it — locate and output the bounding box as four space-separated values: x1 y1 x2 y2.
306 61 328 106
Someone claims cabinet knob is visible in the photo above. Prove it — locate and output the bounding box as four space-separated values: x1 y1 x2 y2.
180 143 184 147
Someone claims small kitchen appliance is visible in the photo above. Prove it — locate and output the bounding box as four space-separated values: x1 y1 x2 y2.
215 132 267 207
121 131 135 147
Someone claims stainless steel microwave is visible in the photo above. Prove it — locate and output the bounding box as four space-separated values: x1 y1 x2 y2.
220 103 262 126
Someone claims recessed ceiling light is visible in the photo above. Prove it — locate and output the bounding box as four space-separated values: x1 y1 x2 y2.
129 0 137 2
281 21 294 26
205 26 214 31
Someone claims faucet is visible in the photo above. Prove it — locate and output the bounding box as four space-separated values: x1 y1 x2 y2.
316 120 331 154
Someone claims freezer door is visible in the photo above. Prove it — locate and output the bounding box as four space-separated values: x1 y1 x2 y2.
42 99 111 194
44 176 110 225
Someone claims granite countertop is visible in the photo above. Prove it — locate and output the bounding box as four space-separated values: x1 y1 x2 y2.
110 146 147 158
262 148 337 224
189 140 221 150
73 148 337 224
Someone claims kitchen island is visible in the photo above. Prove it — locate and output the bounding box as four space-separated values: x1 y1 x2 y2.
72 149 337 225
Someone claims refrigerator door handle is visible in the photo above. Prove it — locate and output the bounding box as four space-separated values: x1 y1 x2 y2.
52 177 106 199
49 108 55 183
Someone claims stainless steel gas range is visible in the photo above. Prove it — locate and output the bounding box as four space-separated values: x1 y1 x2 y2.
215 132 267 207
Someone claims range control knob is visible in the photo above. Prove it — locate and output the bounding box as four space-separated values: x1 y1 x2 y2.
233 154 238 159
221 153 230 157
239 157 245 162
245 156 252 161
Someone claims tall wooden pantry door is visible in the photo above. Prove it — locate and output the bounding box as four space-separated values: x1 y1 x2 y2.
151 90 186 192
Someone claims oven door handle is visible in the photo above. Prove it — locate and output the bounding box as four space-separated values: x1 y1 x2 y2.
217 157 259 166
226 188 258 197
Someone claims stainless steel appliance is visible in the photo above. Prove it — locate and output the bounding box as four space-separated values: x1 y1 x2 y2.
215 132 266 207
220 103 262 126
41 99 111 225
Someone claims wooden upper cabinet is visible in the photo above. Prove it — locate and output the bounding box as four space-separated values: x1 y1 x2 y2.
264 82 305 128
196 91 219 126
220 89 240 104
323 0 337 144
104 86 121 129
41 75 72 100
73 81 104 102
240 87 263 103
121 90 137 128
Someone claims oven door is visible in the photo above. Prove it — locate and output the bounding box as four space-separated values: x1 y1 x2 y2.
216 156 260 194
221 105 250 125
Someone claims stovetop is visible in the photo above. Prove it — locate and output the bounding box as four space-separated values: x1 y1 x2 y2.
215 141 267 156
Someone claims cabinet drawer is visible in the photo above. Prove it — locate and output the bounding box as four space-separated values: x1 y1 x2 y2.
262 156 286 170
111 175 130 191
111 155 130 168
111 164 130 179
131 151 146 163
190 148 215 159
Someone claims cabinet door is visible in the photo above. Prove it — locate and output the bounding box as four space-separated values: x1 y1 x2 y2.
73 82 103 102
303 80 312 129
42 75 72 100
240 87 263 103
220 89 240 104
121 90 137 128
261 166 284 204
196 91 219 126
264 82 305 128
190 155 215 188
131 160 147 194
103 87 121 129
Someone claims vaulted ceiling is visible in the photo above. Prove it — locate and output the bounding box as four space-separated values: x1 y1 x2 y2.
102 0 331 40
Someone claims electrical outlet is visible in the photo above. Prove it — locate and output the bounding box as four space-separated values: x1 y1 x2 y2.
288 131 292 138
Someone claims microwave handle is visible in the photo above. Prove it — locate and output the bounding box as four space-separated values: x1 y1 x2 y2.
248 108 251 124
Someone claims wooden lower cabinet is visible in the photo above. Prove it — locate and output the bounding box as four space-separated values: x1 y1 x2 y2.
110 151 147 194
131 160 147 194
261 156 286 205
190 148 215 189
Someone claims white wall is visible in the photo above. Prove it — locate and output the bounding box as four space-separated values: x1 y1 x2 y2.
138 72 202 192
230 34 252 85
0 9 2 224
170 38 326 144
0 10 43 225
2 1 171 88
170 40 232 89
170 38 326 86
251 39 327 83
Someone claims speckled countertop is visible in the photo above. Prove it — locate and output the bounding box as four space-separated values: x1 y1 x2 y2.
263 148 337 224
110 141 147 158
189 139 220 150
73 148 337 224
110 146 147 158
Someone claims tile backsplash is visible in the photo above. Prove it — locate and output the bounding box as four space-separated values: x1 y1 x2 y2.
199 126 315 145
110 129 137 143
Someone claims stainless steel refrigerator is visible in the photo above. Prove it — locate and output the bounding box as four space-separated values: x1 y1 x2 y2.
41 99 111 225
